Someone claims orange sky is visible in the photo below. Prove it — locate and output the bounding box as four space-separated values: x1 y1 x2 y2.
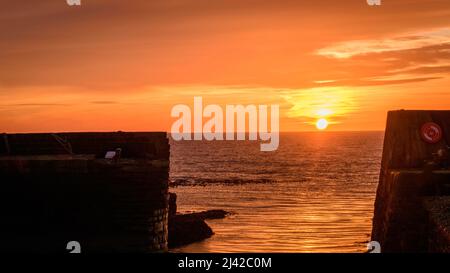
1 0 450 132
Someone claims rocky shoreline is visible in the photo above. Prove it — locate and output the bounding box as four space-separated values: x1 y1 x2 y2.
167 193 230 248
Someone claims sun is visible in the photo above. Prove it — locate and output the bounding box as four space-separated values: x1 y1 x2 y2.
316 118 329 130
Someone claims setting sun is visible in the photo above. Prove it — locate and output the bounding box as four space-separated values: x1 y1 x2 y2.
316 118 329 130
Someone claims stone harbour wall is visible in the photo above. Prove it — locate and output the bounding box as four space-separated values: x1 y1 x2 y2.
424 197 450 253
372 111 450 253
0 132 170 253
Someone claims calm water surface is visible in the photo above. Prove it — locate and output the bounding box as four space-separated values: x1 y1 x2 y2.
169 132 384 253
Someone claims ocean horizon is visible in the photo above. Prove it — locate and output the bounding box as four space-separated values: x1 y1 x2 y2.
169 131 384 252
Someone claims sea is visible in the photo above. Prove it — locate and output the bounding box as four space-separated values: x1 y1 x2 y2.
169 132 384 253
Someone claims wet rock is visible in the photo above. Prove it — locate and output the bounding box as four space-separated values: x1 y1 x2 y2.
168 214 213 248
168 209 231 248
170 178 273 187
169 192 177 217
186 209 230 220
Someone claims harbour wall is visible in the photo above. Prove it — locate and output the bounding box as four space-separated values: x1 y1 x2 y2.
0 132 170 253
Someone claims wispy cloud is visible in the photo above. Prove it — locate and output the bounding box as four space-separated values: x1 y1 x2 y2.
1 103 71 107
317 28 450 59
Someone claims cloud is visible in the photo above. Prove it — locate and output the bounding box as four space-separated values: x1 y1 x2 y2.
313 77 442 88
1 1 450 90
391 65 450 75
309 41 450 90
0 103 71 107
317 28 450 59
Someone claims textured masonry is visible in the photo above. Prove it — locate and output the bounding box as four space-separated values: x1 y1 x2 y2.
372 111 450 252
0 132 169 253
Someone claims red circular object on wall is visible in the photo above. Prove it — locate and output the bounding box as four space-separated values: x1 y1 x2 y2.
420 122 443 144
